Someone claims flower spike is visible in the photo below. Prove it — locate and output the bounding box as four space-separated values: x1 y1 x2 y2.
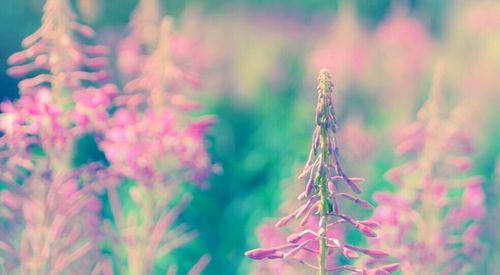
245 69 398 274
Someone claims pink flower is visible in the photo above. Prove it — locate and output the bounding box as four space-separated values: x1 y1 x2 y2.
375 13 432 81
246 70 397 274
101 108 213 186
369 67 485 273
336 120 377 159
0 0 115 273
72 84 118 132
462 178 486 219
309 4 372 85
372 192 416 244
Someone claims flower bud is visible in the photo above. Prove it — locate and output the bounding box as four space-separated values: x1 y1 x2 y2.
362 248 389 259
305 177 315 197
328 180 335 193
245 248 277 260
338 193 373 209
286 233 301 243
275 213 295 228
355 223 377 238
343 247 359 259
377 263 399 273
358 220 380 229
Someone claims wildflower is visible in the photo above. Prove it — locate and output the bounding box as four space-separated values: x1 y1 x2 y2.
245 69 398 274
98 2 214 273
117 0 203 88
309 2 372 87
370 64 485 273
0 0 114 273
102 18 215 186
371 5 433 122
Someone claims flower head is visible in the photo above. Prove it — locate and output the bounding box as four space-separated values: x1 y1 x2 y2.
245 69 398 274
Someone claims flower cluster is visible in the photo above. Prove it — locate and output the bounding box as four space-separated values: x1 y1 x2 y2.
117 0 203 88
0 0 116 273
370 66 485 274
309 4 433 123
100 108 214 186
97 1 214 273
103 15 214 187
309 3 371 88
245 69 398 275
2 0 115 147
0 0 213 273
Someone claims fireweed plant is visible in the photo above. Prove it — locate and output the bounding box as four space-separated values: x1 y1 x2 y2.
117 0 163 81
0 0 213 273
0 0 116 273
369 67 485 274
117 0 202 89
99 1 213 273
245 70 399 275
251 184 347 274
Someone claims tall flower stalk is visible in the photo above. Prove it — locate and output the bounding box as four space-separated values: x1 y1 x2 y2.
245 69 398 274
0 0 115 273
100 5 213 273
370 65 485 274
117 0 162 80
117 0 202 89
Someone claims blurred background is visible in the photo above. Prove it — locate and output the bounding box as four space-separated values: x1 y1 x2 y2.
1 0 499 274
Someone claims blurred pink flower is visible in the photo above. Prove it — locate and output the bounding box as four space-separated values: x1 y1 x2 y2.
309 3 372 87
369 66 485 274
375 15 431 78
370 8 433 122
97 2 214 273
336 119 377 160
462 178 486 219
0 0 115 273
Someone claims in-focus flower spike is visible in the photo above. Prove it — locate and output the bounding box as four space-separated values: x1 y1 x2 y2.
245 69 398 275
369 63 485 274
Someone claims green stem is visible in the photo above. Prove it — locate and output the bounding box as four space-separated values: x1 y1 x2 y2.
317 69 332 275
129 185 154 275
318 128 329 275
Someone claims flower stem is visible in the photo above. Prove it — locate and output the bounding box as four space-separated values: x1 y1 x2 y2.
318 132 329 275
318 73 330 275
